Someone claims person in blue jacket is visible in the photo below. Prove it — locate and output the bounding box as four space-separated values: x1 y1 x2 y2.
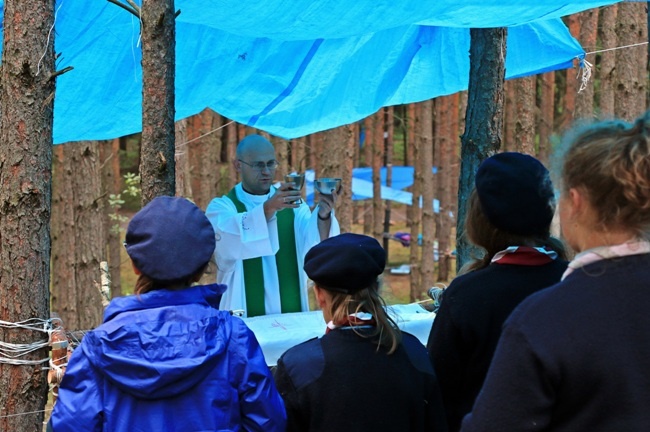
48 196 286 432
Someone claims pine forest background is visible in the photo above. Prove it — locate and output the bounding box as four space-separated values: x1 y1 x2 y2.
49 4 648 332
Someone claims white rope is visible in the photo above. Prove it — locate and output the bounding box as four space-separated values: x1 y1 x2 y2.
0 408 52 419
577 58 593 94
584 41 648 56
0 318 61 366
176 120 235 150
576 40 648 93
36 0 64 76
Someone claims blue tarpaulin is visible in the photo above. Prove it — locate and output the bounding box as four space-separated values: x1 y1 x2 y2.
0 1 621 144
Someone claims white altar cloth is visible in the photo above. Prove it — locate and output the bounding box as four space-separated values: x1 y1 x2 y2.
242 303 435 366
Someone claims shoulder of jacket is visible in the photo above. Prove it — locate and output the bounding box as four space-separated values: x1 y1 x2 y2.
277 337 324 389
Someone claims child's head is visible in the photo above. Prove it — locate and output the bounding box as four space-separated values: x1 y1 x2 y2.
125 196 216 293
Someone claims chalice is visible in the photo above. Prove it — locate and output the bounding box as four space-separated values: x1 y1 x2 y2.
284 173 305 204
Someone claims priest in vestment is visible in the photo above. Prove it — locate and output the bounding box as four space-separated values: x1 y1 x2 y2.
206 134 340 317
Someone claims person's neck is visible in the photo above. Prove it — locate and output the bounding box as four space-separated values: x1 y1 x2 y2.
242 184 270 196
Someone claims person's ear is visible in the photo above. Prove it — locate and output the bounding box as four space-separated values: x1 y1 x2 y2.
313 285 328 309
568 187 585 219
233 158 242 174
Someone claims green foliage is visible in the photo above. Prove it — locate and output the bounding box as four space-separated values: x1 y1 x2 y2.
108 173 141 234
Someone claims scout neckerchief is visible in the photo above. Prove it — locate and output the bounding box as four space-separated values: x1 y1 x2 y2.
325 312 376 334
227 187 302 317
561 240 650 281
491 246 558 266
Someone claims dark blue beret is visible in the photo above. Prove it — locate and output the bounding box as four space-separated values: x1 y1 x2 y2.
475 152 555 236
125 196 216 282
304 233 386 294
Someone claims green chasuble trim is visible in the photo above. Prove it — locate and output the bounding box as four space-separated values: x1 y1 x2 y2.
227 188 302 317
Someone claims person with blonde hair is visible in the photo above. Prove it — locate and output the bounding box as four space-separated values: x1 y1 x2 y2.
427 152 568 431
462 112 650 431
48 197 286 432
274 233 447 432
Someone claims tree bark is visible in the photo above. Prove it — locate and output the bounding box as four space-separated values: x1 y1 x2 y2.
51 142 105 331
362 117 373 235
457 28 507 271
382 108 394 253
436 95 457 282
538 72 555 164
614 2 648 121
338 124 356 233
226 119 238 188
514 76 536 154
420 100 435 293
174 119 193 198
140 0 176 204
575 10 599 120
371 111 384 244
503 81 516 151
408 103 422 301
599 5 618 118
100 139 122 297
562 15 580 131
187 110 222 209
0 0 55 426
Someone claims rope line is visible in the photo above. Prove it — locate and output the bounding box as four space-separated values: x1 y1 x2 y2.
0 408 52 419
176 120 235 150
584 41 648 56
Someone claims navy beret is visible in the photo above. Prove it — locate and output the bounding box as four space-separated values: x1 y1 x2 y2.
125 196 216 282
475 152 555 236
304 233 386 294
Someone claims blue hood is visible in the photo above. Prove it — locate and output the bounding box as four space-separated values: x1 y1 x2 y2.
82 284 229 399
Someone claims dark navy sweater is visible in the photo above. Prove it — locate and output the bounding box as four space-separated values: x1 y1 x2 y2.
462 253 650 431
275 328 447 432
427 259 568 432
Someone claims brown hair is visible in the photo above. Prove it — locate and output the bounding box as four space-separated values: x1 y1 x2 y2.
460 189 567 274
554 113 650 239
134 263 209 295
327 280 402 354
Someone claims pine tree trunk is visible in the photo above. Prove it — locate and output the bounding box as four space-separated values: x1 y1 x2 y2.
436 95 456 282
615 2 648 121
406 104 416 167
538 72 555 164
383 108 394 253
503 81 516 151
599 5 618 118
409 103 422 301
562 15 580 131
51 142 105 331
140 0 176 204
372 111 384 243
224 119 237 190
363 117 373 235
514 76 536 154
175 119 193 198
575 10 598 120
420 100 435 293
457 28 507 271
188 111 222 209
0 0 55 427
338 124 356 233
291 137 306 172
100 139 122 297
320 127 347 224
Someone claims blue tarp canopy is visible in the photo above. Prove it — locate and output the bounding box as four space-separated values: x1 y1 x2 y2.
0 1 621 144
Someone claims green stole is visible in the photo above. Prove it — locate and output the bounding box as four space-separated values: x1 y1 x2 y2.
227 187 302 317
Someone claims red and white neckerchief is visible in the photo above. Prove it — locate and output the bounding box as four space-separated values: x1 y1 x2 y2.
491 246 558 266
561 240 650 281
325 312 376 334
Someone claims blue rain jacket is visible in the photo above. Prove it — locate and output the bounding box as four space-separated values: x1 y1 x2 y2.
49 284 286 432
